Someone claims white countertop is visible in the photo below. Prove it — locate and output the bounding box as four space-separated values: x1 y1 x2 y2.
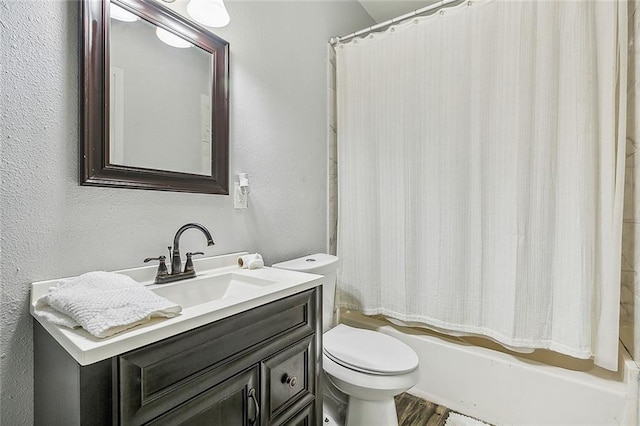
30 252 323 366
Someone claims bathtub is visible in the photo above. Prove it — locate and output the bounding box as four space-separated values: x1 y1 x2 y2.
339 310 640 425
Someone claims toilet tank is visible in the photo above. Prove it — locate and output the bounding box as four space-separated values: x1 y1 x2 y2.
272 254 339 333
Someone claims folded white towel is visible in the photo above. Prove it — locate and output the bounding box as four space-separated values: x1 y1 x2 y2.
34 271 181 338
237 253 264 270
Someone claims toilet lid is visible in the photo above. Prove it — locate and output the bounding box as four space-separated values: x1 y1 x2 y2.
323 324 419 375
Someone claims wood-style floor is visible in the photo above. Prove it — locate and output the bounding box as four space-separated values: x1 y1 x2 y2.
394 392 451 426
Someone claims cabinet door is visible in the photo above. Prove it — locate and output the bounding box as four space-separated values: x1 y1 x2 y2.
279 402 315 426
145 366 260 426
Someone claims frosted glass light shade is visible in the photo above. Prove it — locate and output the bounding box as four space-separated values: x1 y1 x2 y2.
155 27 192 48
110 3 139 22
186 0 230 28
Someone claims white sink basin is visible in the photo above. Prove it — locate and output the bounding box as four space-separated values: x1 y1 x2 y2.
152 273 277 308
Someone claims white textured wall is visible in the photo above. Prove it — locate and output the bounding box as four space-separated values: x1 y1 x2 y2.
0 1 374 423
622 0 640 365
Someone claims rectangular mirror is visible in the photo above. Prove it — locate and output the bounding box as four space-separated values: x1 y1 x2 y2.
81 0 229 194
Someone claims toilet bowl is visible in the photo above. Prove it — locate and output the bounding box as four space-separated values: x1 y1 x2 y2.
272 254 419 426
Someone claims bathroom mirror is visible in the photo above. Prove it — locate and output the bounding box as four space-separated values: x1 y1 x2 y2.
81 0 229 194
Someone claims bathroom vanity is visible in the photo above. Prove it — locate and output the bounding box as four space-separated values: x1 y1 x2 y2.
31 253 323 426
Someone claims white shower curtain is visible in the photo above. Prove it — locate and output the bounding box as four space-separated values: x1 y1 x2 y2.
336 0 627 371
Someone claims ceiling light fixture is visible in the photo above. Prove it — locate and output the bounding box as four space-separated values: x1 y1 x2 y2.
155 27 193 48
186 0 230 28
110 3 139 22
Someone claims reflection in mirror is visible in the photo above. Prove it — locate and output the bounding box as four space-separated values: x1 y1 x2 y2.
110 11 213 176
81 0 229 194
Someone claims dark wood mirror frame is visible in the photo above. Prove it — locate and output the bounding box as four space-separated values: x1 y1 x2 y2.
81 0 229 194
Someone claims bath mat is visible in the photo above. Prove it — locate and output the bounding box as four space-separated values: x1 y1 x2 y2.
445 412 490 426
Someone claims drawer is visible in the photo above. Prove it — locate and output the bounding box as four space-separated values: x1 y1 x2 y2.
119 289 317 425
262 335 316 423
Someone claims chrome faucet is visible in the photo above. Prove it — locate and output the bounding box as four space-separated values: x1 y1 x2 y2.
145 223 214 284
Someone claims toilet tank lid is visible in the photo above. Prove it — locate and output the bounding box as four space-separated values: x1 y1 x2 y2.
272 253 339 274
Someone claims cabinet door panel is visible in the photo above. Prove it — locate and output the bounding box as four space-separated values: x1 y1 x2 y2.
279 402 315 426
145 366 259 426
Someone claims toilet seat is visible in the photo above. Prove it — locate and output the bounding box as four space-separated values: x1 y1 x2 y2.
323 324 419 376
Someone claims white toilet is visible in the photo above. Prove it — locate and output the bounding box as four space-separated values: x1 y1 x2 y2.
272 254 419 426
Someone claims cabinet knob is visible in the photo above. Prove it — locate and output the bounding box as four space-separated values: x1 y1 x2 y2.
284 375 297 388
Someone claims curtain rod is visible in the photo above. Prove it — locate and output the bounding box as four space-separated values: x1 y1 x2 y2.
330 0 465 45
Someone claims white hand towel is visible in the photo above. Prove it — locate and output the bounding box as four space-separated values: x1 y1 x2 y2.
237 253 264 270
34 271 181 338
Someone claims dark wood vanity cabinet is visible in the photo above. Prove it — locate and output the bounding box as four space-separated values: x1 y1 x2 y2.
34 287 322 426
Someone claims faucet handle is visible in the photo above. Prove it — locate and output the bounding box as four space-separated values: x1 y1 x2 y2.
184 252 205 274
144 255 169 278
